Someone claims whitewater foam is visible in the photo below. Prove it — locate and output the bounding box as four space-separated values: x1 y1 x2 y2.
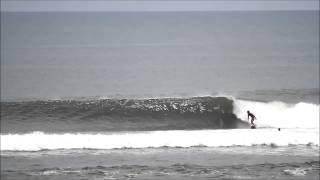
1 129 318 151
233 100 319 129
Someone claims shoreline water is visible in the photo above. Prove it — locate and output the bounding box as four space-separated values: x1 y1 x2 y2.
1 146 319 180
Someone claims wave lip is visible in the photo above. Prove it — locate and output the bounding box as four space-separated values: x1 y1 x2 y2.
1 129 318 151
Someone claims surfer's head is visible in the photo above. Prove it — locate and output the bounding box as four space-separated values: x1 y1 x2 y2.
247 110 250 114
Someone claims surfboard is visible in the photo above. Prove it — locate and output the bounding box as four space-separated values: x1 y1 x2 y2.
250 124 256 129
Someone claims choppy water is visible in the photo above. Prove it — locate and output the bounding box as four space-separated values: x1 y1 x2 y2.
1 146 319 180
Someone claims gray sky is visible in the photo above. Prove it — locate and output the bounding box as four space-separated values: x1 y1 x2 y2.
1 0 319 12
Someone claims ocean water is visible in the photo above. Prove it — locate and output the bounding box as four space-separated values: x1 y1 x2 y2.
1 11 319 99
1 11 319 180
1 92 319 179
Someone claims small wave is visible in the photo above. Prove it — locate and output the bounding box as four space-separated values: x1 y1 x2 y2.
283 168 311 176
1 129 318 151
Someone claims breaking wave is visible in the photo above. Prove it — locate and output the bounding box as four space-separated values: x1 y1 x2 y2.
1 96 318 133
1 96 319 151
1 97 246 133
234 100 319 129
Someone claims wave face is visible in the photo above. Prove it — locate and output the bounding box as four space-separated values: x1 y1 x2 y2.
1 129 319 151
1 97 246 133
1 96 319 151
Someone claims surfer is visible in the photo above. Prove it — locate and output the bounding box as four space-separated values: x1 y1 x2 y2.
247 110 256 126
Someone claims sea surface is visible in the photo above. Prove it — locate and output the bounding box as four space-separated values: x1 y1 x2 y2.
1 10 319 180
1 11 319 99
1 90 319 179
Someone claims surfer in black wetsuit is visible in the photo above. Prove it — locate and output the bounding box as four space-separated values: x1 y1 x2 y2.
247 110 256 126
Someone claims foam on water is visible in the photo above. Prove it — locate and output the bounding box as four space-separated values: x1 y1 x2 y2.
1 128 318 151
283 168 310 176
233 99 319 129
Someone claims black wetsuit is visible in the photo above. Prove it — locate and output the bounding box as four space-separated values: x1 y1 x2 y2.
248 112 256 125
